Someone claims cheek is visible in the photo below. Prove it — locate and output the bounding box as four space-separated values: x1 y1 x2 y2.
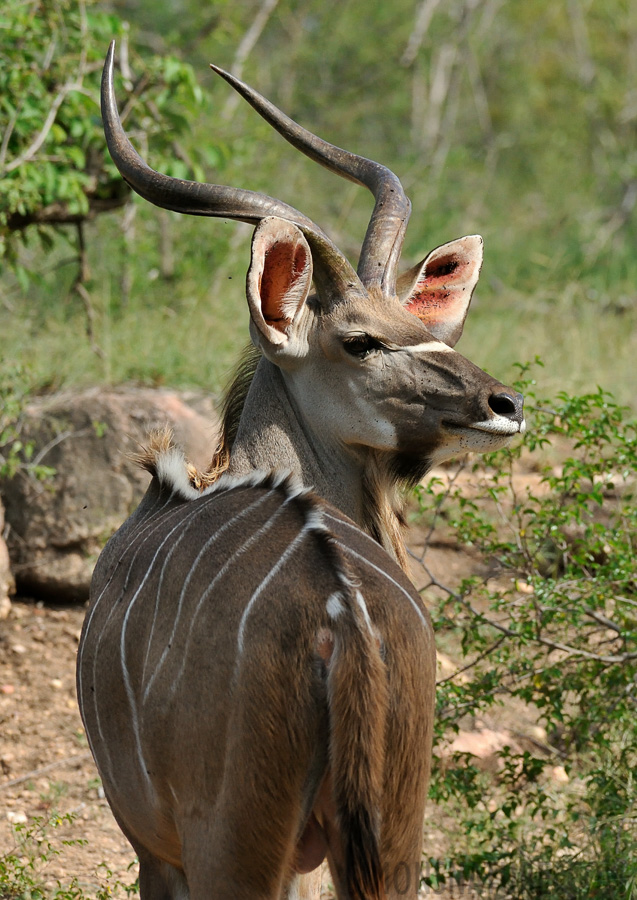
298 365 401 450
368 365 448 456
338 374 400 449
367 369 427 429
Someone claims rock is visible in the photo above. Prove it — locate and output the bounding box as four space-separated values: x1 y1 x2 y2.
0 499 15 618
6 811 28 825
448 728 513 758
442 726 520 773
1 386 219 602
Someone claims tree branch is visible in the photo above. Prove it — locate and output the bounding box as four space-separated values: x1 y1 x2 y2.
3 85 73 174
0 753 92 792
401 0 444 67
437 635 507 685
222 0 280 119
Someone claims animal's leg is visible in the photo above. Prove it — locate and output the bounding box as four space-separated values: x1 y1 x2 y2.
180 780 324 900
181 817 287 900
137 848 189 900
184 864 277 900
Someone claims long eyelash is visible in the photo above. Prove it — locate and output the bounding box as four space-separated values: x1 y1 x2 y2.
343 335 384 358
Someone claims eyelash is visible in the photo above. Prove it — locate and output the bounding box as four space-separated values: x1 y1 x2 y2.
343 335 384 359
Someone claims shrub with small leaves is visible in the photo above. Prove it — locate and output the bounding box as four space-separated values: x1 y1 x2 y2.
414 362 637 898
0 0 205 273
0 813 138 900
0 364 55 481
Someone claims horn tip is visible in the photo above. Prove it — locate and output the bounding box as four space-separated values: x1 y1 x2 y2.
104 40 116 84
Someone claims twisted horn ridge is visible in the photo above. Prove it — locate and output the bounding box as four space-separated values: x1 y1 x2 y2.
209 65 411 296
101 41 361 296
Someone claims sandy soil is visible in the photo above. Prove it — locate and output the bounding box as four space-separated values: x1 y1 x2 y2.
0 600 136 893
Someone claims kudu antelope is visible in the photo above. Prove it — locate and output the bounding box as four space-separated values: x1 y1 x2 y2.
77 42 525 900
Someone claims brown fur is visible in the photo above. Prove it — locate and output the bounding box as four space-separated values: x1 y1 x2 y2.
79 470 435 900
316 540 388 900
361 453 409 572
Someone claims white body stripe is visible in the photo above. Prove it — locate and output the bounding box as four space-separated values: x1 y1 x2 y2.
339 540 430 633
87 487 249 783
77 492 180 772
326 593 345 619
323 511 431 633
141 489 276 693
236 525 309 655
76 492 174 720
158 497 295 700
355 590 374 633
116 490 234 790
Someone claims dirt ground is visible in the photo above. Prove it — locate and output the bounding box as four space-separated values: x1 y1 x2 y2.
0 599 136 893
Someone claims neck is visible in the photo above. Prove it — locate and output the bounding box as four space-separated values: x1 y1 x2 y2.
227 358 365 523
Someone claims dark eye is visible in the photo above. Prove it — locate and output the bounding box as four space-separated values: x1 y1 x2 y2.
343 334 383 359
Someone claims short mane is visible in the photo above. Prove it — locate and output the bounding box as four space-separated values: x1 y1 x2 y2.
204 343 262 485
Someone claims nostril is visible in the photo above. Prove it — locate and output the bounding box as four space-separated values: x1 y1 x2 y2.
489 391 518 418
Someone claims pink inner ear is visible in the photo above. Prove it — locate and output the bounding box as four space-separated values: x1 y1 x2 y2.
404 249 477 329
261 241 308 325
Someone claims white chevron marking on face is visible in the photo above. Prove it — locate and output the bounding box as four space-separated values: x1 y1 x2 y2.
401 341 455 354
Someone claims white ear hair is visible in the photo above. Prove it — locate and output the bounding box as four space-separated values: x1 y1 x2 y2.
246 217 313 349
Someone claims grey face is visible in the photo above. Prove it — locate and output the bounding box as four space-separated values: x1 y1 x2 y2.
273 290 522 482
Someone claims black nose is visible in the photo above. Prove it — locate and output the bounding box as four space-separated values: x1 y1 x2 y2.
488 390 524 422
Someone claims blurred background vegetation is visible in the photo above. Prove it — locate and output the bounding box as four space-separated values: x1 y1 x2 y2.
1 0 635 403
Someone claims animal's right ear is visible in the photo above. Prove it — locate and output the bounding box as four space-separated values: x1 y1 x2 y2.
246 217 313 354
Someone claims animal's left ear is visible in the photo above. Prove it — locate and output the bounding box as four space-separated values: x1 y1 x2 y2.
397 235 483 347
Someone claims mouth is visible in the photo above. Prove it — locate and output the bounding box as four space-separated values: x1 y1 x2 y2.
444 417 526 437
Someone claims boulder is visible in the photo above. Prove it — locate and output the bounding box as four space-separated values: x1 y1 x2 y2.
1 386 219 602
0 499 15 618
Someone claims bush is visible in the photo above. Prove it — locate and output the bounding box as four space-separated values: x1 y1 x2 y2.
0 0 205 272
0 814 137 900
0 364 54 481
414 363 637 898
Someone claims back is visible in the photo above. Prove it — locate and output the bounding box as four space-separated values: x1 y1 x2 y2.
78 465 436 898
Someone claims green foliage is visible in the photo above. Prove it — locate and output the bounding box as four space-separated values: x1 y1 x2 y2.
0 364 54 481
415 365 637 896
0 814 138 900
0 0 205 269
0 0 635 399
